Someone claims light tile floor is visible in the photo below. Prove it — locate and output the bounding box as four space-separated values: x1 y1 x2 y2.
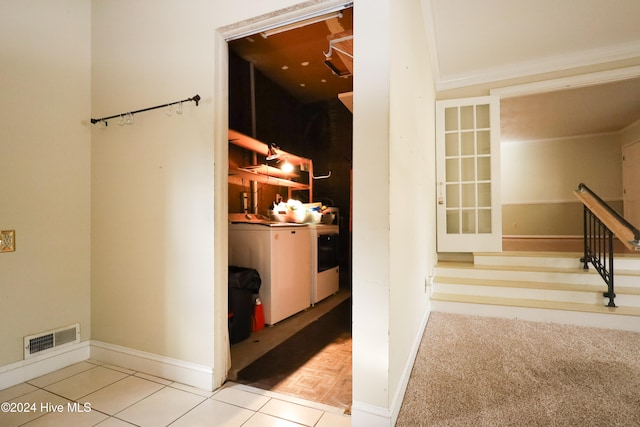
0 360 351 427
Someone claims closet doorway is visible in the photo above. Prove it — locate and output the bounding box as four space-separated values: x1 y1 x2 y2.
221 3 354 411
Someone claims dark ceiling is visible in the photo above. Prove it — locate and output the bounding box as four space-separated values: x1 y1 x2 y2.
229 7 353 104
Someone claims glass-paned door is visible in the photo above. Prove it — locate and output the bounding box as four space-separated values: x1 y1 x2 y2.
436 96 502 252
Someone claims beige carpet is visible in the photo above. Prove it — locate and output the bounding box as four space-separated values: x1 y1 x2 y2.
397 313 640 426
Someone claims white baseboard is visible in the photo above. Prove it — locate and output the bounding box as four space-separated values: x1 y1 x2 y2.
351 301 433 427
351 400 393 427
0 341 90 390
389 301 432 425
0 340 216 392
90 341 214 391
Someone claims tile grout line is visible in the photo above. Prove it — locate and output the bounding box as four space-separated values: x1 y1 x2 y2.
9 361 348 427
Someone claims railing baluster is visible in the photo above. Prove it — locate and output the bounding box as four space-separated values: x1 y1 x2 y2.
581 202 616 307
576 182 640 307
605 229 616 307
582 206 589 269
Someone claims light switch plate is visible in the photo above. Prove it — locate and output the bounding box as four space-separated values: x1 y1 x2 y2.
1 230 15 252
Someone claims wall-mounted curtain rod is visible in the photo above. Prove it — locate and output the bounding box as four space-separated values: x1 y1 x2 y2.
90 94 201 126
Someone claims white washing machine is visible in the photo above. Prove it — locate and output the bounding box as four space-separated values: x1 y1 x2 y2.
228 222 311 325
310 224 340 304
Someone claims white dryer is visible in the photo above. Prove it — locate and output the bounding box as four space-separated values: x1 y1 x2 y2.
309 224 340 304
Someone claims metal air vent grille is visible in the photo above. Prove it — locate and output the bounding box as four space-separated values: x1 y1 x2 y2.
24 323 80 359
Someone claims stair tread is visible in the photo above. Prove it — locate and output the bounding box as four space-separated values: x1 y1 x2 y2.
475 250 640 259
475 251 583 258
434 276 640 295
431 292 640 316
436 261 640 277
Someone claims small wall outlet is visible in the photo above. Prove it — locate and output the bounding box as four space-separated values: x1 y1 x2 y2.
425 275 434 295
1 230 15 252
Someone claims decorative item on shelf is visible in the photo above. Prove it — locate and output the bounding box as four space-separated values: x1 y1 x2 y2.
284 199 306 223
266 143 280 160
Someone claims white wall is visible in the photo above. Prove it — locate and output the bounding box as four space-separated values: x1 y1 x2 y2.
91 0 220 372
352 0 392 415
388 0 436 420
352 0 436 425
90 0 359 390
0 0 91 368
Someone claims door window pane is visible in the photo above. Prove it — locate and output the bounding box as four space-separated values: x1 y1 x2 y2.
478 156 491 181
445 133 459 156
446 184 460 208
461 132 475 156
478 183 491 207
462 183 476 208
446 158 459 182
477 131 491 154
461 158 475 181
460 106 474 130
445 108 458 131
447 210 460 234
462 210 476 233
476 104 490 128
478 209 492 233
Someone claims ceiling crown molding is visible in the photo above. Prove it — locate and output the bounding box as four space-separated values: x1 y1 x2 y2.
491 65 640 98
435 40 640 91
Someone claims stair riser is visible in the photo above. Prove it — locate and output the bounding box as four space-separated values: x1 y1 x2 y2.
615 293 640 306
474 256 584 269
433 283 610 306
431 300 640 332
434 282 640 307
434 267 640 288
474 255 640 271
615 258 640 270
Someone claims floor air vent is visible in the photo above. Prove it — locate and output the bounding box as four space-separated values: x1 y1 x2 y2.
24 323 80 359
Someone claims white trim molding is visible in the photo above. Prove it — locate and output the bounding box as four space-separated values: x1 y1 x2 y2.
90 341 215 391
351 400 393 427
390 303 432 425
0 341 216 392
0 341 90 390
491 66 640 99
219 0 352 41
351 303 433 427
438 46 640 91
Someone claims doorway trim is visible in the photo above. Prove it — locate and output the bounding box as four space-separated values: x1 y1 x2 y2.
212 0 353 389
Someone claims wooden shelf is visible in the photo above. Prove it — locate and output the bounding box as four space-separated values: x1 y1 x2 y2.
228 129 313 201
228 167 309 190
228 129 310 166
241 165 298 179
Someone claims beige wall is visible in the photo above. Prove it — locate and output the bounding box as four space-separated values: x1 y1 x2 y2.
352 0 436 422
388 0 436 415
501 133 623 235
3 0 437 422
621 119 640 147
90 0 223 368
0 0 91 366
